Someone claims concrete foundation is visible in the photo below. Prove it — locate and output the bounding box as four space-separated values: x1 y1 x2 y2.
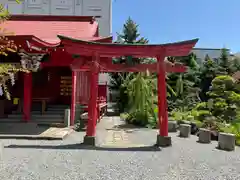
168 121 178 132
83 135 96 146
198 128 211 143
156 135 172 147
218 132 235 151
179 124 191 138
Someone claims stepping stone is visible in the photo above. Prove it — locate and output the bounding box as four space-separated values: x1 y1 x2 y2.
218 132 235 151
179 124 191 138
168 121 178 132
198 128 211 144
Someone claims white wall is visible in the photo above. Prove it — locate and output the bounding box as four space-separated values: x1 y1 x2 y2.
2 0 112 37
191 48 230 64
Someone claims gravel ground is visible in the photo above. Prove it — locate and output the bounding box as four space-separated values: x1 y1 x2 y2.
0 117 240 180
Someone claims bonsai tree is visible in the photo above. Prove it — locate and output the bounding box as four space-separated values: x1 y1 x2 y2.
207 75 240 122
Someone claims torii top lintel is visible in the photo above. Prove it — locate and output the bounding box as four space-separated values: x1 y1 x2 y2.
58 35 199 58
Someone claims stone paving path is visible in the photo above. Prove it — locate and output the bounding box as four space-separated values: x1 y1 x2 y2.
98 116 145 147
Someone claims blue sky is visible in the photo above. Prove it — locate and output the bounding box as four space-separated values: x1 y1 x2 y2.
112 0 239 52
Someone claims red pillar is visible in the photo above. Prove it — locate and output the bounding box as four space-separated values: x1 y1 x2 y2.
23 72 32 122
157 55 168 137
86 54 99 137
70 70 77 126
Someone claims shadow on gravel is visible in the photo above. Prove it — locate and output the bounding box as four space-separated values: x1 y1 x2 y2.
5 144 161 152
113 124 145 130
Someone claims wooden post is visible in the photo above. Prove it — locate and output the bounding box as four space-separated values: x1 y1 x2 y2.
70 70 77 126
86 53 99 138
157 54 168 137
156 52 171 147
23 72 32 122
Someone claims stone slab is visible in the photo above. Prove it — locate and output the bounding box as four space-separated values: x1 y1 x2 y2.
83 136 96 146
156 135 172 147
0 125 74 140
198 128 211 144
168 121 178 132
218 132 236 151
179 124 191 138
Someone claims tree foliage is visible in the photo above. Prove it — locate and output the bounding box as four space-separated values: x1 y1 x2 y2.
207 75 240 122
109 17 148 112
123 72 156 126
167 53 201 111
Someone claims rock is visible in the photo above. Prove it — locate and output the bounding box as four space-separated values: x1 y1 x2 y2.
168 121 178 132
190 122 199 135
211 131 219 141
218 132 235 151
198 128 211 144
179 124 191 138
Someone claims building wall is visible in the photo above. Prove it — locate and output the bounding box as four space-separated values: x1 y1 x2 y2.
191 48 230 64
3 0 112 37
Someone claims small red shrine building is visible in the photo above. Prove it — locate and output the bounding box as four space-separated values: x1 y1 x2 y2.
1 15 110 124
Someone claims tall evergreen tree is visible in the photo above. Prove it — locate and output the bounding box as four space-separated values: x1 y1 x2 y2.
199 54 220 101
230 57 240 73
218 48 230 75
167 53 201 110
219 48 229 68
109 17 148 112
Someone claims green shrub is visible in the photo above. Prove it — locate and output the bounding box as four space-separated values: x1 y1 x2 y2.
195 102 208 110
120 113 129 120
202 116 222 131
190 109 199 118
205 75 240 122
169 110 188 122
125 110 150 126
196 110 212 121
192 120 203 128
186 115 194 121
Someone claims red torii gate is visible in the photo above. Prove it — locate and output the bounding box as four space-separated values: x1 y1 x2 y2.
58 35 198 147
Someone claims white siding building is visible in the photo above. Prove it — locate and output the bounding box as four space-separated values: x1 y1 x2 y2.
191 48 230 64
2 0 112 37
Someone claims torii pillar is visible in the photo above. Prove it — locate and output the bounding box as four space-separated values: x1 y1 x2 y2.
83 53 99 145
156 53 172 147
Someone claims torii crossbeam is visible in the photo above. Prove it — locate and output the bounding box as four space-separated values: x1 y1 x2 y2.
58 35 198 147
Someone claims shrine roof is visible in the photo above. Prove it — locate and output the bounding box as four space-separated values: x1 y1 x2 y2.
2 15 106 45
58 35 197 47
58 35 199 57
